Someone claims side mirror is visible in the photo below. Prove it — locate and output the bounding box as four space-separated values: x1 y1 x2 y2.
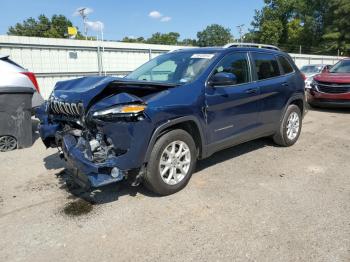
208 72 237 87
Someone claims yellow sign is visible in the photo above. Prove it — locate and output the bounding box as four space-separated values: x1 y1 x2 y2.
67 27 77 37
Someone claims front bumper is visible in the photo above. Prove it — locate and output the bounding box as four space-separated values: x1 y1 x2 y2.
62 134 124 188
306 89 350 108
38 107 155 188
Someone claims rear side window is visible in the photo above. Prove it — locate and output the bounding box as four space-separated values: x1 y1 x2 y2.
252 53 280 80
278 56 294 74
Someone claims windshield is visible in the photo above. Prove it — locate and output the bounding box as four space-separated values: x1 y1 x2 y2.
329 59 350 73
300 65 322 74
126 51 217 84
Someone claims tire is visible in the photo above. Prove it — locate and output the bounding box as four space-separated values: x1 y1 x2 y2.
273 104 302 147
143 129 197 196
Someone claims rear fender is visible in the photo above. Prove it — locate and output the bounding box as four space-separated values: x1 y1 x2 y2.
280 93 306 122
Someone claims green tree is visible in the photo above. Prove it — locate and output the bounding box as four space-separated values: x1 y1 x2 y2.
248 0 350 54
322 0 350 55
250 0 296 46
146 32 180 45
179 38 197 46
260 20 283 45
8 14 84 39
197 24 233 47
121 36 146 43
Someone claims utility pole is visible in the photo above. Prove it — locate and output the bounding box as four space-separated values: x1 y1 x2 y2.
78 8 88 40
237 24 244 43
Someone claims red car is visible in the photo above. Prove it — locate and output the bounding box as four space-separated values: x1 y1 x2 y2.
307 58 350 108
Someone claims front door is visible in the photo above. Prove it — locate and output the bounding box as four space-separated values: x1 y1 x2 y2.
205 52 260 145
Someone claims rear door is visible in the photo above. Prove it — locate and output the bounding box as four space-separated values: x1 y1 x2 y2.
205 52 260 145
250 52 291 129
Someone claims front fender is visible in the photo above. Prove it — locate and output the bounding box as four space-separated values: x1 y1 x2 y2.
35 103 61 146
143 116 206 163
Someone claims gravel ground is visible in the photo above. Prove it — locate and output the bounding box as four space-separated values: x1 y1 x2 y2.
0 107 349 262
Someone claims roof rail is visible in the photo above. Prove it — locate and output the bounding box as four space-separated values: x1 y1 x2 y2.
224 43 280 51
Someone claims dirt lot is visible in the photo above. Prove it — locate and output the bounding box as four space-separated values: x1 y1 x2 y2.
0 107 349 262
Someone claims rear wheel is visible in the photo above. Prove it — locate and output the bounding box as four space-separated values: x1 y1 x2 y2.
143 129 197 196
273 105 302 147
0 135 17 152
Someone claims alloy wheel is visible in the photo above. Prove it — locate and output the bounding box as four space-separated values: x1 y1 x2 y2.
0 136 17 152
286 112 300 140
159 140 191 185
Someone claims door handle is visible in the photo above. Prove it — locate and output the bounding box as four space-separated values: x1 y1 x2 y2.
282 82 289 87
245 88 258 94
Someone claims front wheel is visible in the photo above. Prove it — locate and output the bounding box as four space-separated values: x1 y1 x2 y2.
273 104 302 147
143 129 197 196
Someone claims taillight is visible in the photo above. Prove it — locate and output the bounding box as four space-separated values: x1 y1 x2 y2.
301 73 306 81
21 72 40 93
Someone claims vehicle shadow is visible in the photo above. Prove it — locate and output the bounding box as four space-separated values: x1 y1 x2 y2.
307 104 350 114
43 152 65 170
45 137 273 205
42 152 157 203
54 169 157 204
196 137 272 172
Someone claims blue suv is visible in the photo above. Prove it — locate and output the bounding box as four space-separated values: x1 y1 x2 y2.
38 43 305 195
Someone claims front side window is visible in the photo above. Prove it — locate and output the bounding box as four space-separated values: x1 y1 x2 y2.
212 52 250 85
252 53 281 80
126 51 217 84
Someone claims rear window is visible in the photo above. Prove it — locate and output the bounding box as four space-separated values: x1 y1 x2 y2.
278 56 294 74
252 53 281 80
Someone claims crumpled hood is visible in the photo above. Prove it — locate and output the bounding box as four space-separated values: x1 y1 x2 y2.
51 76 120 106
50 76 177 111
314 73 350 84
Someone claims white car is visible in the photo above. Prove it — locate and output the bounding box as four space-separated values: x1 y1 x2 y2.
300 64 332 89
0 54 44 112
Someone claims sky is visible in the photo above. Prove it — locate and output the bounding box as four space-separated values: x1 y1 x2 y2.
0 0 264 41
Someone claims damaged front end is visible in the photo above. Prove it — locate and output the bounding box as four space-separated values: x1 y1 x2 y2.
37 76 174 189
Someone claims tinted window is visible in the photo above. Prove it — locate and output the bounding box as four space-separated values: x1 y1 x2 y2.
252 53 280 80
213 52 250 85
278 56 294 74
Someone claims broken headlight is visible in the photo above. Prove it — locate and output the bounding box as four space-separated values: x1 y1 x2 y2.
92 104 146 121
310 80 318 91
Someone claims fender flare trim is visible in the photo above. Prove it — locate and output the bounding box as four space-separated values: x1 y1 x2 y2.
143 116 206 163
